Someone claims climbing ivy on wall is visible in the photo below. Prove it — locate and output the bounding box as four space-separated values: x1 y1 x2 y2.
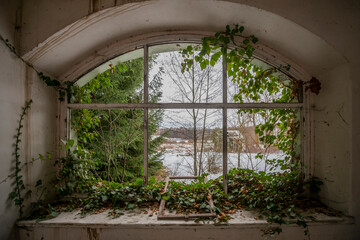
9 100 32 217
0 34 73 101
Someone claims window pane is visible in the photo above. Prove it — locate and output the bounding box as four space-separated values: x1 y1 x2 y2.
227 59 300 103
70 109 144 182
149 44 222 103
227 108 300 173
71 48 144 103
150 108 223 181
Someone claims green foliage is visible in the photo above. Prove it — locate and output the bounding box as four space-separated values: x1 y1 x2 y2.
175 24 324 235
10 99 33 217
181 25 305 174
163 177 214 215
3 100 53 219
71 57 164 183
81 177 164 214
33 169 318 237
225 168 302 222
305 176 323 194
55 140 96 197
180 24 259 73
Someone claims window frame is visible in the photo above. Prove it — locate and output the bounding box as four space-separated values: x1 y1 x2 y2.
66 42 303 192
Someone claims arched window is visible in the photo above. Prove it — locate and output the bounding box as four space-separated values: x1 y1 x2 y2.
68 42 302 191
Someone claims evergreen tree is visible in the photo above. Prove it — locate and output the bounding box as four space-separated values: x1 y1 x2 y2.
71 57 164 182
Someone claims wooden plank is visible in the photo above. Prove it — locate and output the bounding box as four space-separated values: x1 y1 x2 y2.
163 177 170 192
159 177 170 215
204 177 215 214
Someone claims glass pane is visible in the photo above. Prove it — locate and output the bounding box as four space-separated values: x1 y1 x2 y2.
70 109 144 182
149 44 222 103
150 108 223 181
227 59 300 103
227 108 300 173
71 48 144 103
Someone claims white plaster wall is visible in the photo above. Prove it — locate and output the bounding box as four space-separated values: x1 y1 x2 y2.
313 64 351 212
0 1 59 239
24 69 59 215
0 1 27 239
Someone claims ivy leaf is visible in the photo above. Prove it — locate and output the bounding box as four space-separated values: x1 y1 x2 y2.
9 191 17 200
35 179 42 187
51 211 59 218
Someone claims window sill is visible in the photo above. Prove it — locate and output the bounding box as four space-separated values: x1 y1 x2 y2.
17 208 353 228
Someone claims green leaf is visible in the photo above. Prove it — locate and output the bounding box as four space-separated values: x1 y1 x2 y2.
127 203 136 210
35 179 42 187
9 191 17 200
51 211 59 218
102 195 109 202
68 139 75 147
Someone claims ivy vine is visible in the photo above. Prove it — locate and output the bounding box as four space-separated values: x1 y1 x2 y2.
0 34 73 101
9 99 32 217
179 24 325 236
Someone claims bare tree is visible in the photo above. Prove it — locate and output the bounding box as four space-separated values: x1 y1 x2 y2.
160 50 222 176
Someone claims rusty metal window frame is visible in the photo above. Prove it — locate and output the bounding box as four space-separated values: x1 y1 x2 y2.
67 43 303 192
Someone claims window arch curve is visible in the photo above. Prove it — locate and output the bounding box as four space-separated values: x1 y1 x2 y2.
67 37 305 191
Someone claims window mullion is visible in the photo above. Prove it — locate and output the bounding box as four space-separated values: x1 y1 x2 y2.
222 50 228 193
144 45 149 185
67 102 303 109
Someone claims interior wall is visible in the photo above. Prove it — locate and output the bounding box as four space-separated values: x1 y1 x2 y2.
314 64 351 212
0 2 25 239
0 0 359 239
0 1 59 240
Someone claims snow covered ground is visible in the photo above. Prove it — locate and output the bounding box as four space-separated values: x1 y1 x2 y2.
159 147 285 179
